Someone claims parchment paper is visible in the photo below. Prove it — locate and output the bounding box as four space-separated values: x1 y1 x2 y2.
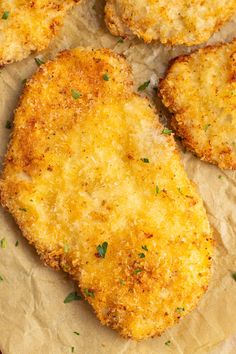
0 1 236 353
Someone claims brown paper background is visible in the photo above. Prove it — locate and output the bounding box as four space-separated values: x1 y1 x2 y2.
0 1 236 353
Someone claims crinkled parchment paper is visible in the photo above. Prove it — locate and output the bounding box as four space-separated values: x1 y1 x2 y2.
0 1 236 353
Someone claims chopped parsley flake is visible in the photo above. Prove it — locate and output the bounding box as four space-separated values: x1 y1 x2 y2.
134 268 143 275
177 187 184 195
153 86 158 93
5 120 12 129
117 38 124 44
0 275 3 281
103 73 109 81
165 340 171 346
97 241 108 258
162 128 173 135
64 292 82 304
73 331 80 336
71 89 81 100
71 347 75 353
84 288 95 298
2 11 9 20
218 175 222 179
0 238 7 249
231 272 236 281
142 245 148 252
19 208 27 212
22 78 27 85
15 240 19 247
119 279 125 285
64 244 69 253
176 307 185 312
204 123 211 132
138 80 150 92
138 253 145 258
156 185 160 194
34 57 45 66
140 158 149 163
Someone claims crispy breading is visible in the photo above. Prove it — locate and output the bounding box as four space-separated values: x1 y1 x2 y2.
159 40 236 170
105 0 236 46
0 48 213 340
0 0 79 65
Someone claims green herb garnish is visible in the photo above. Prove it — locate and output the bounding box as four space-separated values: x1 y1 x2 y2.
177 187 184 195
97 241 108 258
117 38 124 44
64 244 69 253
34 57 45 66
2 11 9 20
5 120 11 129
84 288 95 298
138 80 150 92
231 272 236 281
103 73 109 81
176 307 185 312
165 340 171 346
156 185 160 194
134 269 143 275
162 128 173 135
0 238 7 249
15 240 19 247
19 208 27 212
142 245 148 252
140 158 149 163
153 86 158 93
71 89 81 100
138 253 145 258
73 331 80 336
119 279 125 285
64 292 82 303
0 275 3 281
71 347 75 353
204 124 211 132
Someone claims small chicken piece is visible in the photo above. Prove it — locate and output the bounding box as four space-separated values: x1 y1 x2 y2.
0 48 213 340
0 0 79 65
105 0 236 46
159 40 236 170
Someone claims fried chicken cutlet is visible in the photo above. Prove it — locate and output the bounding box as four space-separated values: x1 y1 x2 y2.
105 0 236 46
0 48 213 340
0 0 79 65
159 40 236 170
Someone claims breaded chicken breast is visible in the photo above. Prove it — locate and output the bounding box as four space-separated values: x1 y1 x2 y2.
0 48 213 340
105 0 236 46
159 40 236 170
0 0 79 65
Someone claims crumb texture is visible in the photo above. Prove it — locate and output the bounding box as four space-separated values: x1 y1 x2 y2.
105 0 236 45
160 40 236 170
0 0 79 64
0 48 213 340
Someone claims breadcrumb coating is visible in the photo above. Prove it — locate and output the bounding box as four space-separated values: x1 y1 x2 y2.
159 40 236 170
0 0 79 65
0 48 213 340
105 0 236 45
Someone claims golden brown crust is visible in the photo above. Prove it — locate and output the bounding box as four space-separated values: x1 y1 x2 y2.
0 0 79 65
159 39 236 170
0 48 213 340
105 1 128 38
105 0 236 46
